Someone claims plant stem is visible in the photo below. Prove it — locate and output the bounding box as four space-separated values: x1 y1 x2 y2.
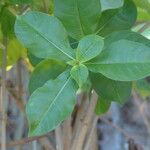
84 116 98 150
0 37 7 150
137 22 150 33
55 126 63 150
62 117 72 150
0 132 52 148
39 137 55 150
132 91 150 135
71 91 98 150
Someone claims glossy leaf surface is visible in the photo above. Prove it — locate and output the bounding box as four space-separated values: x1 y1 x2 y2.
87 40 150 81
91 73 131 103
100 0 124 11
76 35 104 62
70 64 89 88
26 70 77 136
95 97 111 115
104 30 150 48
15 11 75 61
54 0 101 40
96 0 137 36
29 59 66 94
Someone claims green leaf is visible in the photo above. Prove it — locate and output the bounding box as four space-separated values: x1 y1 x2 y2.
96 0 137 36
91 73 131 104
95 97 111 115
104 30 150 48
54 0 101 40
15 11 75 61
29 59 66 94
0 6 16 38
70 64 88 88
26 70 77 136
87 40 150 81
100 0 124 11
27 51 43 67
76 35 104 62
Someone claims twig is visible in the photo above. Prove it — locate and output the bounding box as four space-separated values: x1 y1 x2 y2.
132 91 150 134
72 92 89 137
84 116 98 150
39 137 55 150
71 93 89 149
0 132 52 147
20 5 30 15
0 37 8 150
62 117 72 150
15 60 25 150
71 91 98 150
5 74 25 112
16 60 23 104
134 21 149 26
6 85 25 112
137 22 150 33
55 126 63 150
14 112 25 150
100 117 134 140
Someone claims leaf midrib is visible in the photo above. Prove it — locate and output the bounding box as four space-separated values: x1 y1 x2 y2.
35 77 71 131
78 40 100 61
20 18 74 60
75 0 85 37
95 8 122 34
86 62 150 65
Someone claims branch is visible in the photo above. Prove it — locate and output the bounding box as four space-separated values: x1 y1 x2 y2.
62 117 72 150
0 37 8 150
71 91 98 150
0 132 52 148
39 137 55 150
84 116 98 150
55 126 63 150
6 83 25 113
137 22 150 33
132 91 150 134
100 117 134 140
72 92 89 137
134 21 150 26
